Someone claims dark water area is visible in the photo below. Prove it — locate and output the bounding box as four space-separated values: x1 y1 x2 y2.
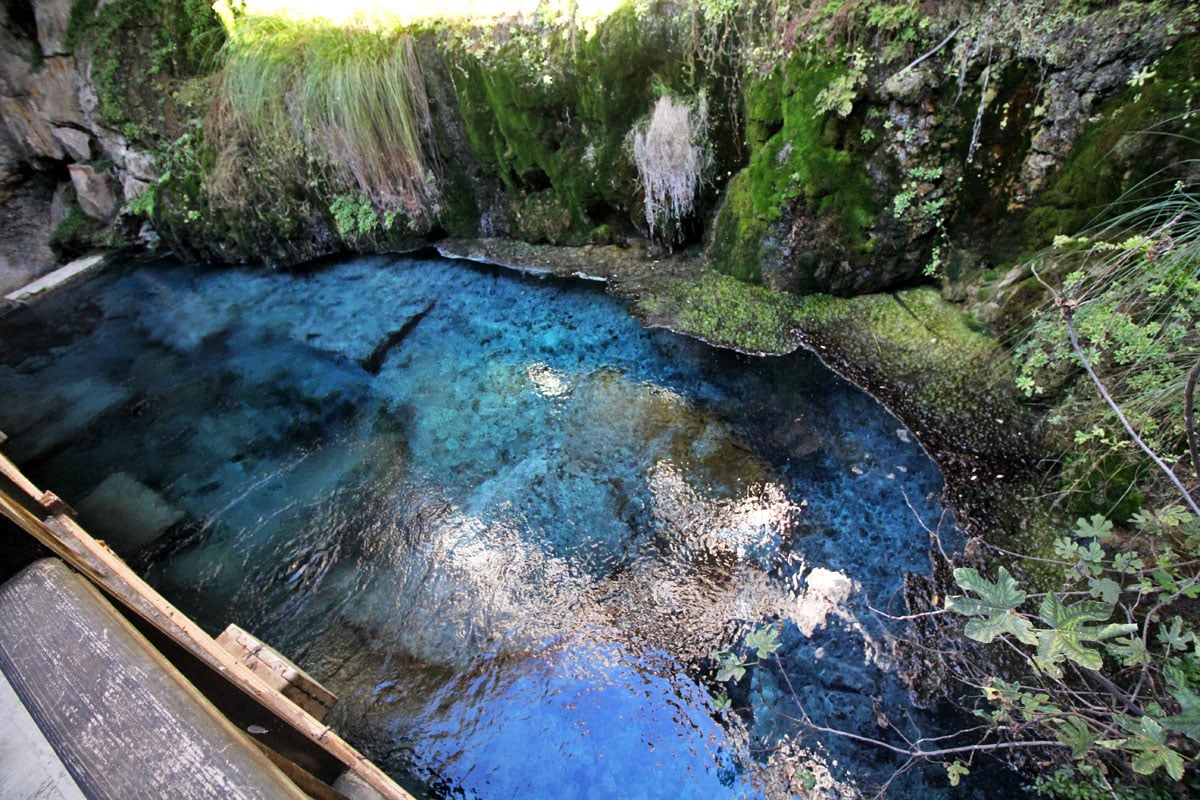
0 255 1014 799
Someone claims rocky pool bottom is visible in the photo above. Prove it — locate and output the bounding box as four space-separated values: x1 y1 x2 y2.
0 254 1020 798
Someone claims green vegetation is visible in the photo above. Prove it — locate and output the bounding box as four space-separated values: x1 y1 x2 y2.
707 49 877 289
49 190 126 260
450 4 716 244
71 0 224 144
942 504 1200 798
1016 191 1200 519
908 193 1200 799
213 16 439 223
709 170 768 283
1025 38 1200 249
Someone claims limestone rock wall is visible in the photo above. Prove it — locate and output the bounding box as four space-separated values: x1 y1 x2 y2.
0 0 161 293
0 0 1195 301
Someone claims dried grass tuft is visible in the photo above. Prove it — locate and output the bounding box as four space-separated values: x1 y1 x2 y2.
631 93 709 245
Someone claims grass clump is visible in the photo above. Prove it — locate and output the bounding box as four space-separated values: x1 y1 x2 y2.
211 16 440 223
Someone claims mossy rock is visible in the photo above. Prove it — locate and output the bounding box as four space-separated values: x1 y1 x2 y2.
718 53 924 296
49 194 125 259
742 56 875 248
707 170 767 284
511 190 577 245
1024 37 1200 246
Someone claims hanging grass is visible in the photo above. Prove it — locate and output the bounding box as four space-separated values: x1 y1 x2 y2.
631 93 710 245
210 16 440 221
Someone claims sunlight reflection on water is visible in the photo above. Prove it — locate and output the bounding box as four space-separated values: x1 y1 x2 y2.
0 255 973 799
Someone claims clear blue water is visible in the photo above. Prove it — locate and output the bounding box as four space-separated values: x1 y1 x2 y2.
0 255 988 798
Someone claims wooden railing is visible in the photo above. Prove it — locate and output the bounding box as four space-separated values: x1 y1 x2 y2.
0 450 414 800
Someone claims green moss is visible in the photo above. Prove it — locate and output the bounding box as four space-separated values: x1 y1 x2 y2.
633 267 801 355
742 54 876 248
743 68 783 150
708 170 767 283
1025 37 1200 245
49 193 125 259
65 0 100 52
450 4 713 243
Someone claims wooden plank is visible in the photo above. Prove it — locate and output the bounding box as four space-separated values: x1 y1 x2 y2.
0 559 312 800
3 254 108 305
217 624 339 722
0 452 413 800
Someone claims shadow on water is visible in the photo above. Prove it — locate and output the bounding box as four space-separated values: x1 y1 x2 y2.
0 255 1025 799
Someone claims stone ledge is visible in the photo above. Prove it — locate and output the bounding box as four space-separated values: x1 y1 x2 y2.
3 253 109 306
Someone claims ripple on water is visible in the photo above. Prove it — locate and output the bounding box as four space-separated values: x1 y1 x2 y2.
0 255 979 799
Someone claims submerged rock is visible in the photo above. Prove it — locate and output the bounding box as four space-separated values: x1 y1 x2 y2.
76 471 185 553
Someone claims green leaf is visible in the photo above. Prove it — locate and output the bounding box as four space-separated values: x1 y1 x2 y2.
1112 551 1144 574
715 651 746 683
946 761 969 787
1052 716 1098 759
1162 683 1200 740
1152 569 1181 594
1053 537 1080 562
948 567 1038 645
1089 577 1121 604
1074 515 1114 540
1036 594 1136 673
1127 717 1185 780
744 625 781 660
1109 636 1150 667
1158 616 1195 651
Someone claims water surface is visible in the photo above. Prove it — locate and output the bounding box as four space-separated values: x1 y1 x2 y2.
0 255 979 798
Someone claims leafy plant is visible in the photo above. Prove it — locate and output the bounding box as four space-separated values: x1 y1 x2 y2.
813 49 867 119
945 567 1036 645
1014 188 1200 516
710 623 782 686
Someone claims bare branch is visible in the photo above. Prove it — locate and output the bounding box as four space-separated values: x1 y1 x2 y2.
1030 263 1200 516
891 22 967 78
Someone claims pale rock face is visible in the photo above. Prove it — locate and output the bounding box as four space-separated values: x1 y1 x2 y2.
50 179 72 226
28 57 86 128
0 57 86 162
123 148 157 182
68 163 118 220
33 0 75 57
53 125 91 161
122 174 150 204
0 96 64 159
